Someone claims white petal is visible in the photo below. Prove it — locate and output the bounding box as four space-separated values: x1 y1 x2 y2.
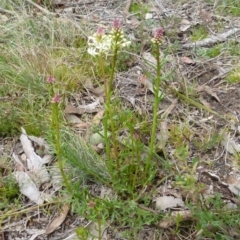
88 48 98 56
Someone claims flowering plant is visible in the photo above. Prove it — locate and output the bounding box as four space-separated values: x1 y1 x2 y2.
87 19 131 179
87 27 111 56
87 19 130 57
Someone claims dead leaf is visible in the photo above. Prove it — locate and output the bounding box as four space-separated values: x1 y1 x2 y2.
20 129 43 168
84 78 94 89
180 56 195 64
157 120 169 150
20 128 50 185
13 128 54 204
199 9 212 24
90 87 105 97
64 102 100 115
74 121 92 129
199 95 211 109
92 110 105 126
65 114 82 124
12 152 25 169
0 14 9 22
28 230 46 240
221 133 240 154
27 135 50 154
138 74 163 97
155 196 185 211
162 98 178 117
227 176 240 196
142 52 157 67
159 210 192 228
180 19 191 32
15 171 44 204
85 79 105 97
85 221 107 240
197 86 220 103
64 104 85 115
126 16 140 29
45 204 70 234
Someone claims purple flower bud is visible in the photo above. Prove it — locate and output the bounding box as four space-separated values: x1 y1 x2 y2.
96 26 104 36
113 19 121 31
51 94 61 103
47 76 55 83
88 201 96 208
152 28 164 44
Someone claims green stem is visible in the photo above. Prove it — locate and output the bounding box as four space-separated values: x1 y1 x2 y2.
108 48 118 96
131 138 141 194
52 103 72 194
99 55 111 173
145 45 161 179
99 55 108 98
97 213 102 240
106 47 121 178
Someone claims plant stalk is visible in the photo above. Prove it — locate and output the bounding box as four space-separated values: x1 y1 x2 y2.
145 45 162 178
52 102 72 194
106 47 121 178
99 54 112 173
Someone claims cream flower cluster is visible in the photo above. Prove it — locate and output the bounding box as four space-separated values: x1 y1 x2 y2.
87 28 112 56
109 29 131 50
87 20 131 57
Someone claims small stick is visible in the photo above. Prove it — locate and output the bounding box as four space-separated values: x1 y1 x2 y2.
182 28 240 49
123 0 132 20
25 0 56 16
0 7 16 15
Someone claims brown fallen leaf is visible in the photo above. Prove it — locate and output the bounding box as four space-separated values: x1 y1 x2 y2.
64 104 85 115
227 176 240 196
180 56 195 64
65 114 82 124
45 204 70 235
180 19 192 32
74 121 92 129
90 86 105 97
92 110 105 126
159 210 192 228
221 133 240 154
197 85 220 103
157 120 168 150
199 95 211 109
155 196 185 211
162 98 178 117
85 79 105 97
126 16 140 29
64 103 99 115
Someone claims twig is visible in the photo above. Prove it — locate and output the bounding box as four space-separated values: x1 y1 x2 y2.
154 0 167 12
182 28 240 49
123 0 132 19
25 0 56 16
138 204 158 214
0 7 16 15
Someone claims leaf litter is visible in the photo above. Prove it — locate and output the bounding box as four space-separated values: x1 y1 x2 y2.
13 128 53 204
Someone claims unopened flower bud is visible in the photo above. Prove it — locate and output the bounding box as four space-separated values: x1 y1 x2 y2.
151 28 164 45
96 26 104 36
51 94 61 103
113 19 121 31
47 76 55 83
